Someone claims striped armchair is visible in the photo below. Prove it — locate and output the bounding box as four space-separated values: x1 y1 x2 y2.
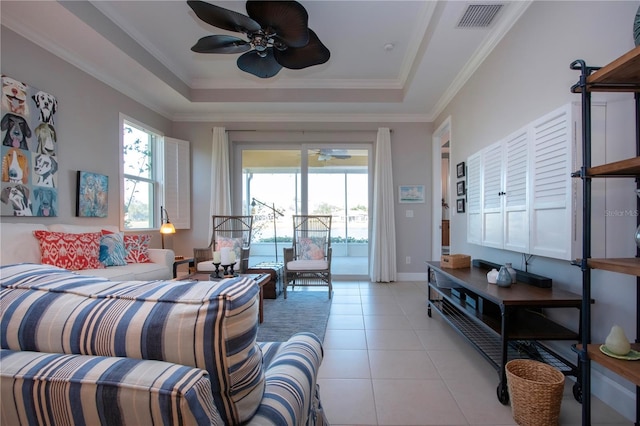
0 263 327 426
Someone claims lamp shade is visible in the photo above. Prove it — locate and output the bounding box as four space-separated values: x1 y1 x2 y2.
160 222 176 234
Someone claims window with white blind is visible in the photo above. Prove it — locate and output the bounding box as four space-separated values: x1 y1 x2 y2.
119 114 190 231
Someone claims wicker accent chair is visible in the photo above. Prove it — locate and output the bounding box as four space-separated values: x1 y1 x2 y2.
283 215 332 299
194 216 253 274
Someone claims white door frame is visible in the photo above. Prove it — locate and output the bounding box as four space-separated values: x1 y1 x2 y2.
431 117 451 260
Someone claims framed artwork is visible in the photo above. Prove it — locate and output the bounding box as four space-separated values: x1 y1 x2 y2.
456 162 465 178
76 171 108 217
457 198 465 213
399 185 425 203
1 75 59 217
457 180 466 196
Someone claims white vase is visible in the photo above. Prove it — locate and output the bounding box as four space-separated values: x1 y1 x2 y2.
487 269 498 284
605 325 631 356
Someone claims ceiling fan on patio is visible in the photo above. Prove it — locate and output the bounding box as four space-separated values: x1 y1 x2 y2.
313 149 352 161
187 0 330 78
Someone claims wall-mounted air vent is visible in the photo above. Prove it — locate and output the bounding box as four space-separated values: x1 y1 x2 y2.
457 4 503 28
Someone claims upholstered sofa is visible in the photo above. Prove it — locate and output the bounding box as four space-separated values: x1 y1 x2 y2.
0 263 326 425
0 222 173 280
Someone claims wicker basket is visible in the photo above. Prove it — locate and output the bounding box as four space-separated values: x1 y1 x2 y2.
505 359 565 426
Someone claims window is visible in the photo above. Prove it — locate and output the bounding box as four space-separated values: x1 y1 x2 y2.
120 115 163 230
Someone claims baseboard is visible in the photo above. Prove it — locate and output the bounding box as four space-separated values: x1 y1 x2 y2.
332 273 428 282
590 366 635 422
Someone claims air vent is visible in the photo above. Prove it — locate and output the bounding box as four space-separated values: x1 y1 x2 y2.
457 4 503 28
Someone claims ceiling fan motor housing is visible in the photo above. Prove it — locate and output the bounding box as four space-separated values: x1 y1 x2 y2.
187 0 330 78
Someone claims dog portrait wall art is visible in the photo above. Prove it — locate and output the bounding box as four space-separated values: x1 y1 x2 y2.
1 75 58 217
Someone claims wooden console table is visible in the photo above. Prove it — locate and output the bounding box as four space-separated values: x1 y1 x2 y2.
426 261 583 404
180 272 270 323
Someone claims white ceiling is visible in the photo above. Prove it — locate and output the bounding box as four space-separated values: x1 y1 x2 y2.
1 0 531 122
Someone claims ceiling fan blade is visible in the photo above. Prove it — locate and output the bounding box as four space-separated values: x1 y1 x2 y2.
274 29 330 70
319 149 351 160
191 35 251 54
246 1 309 48
187 0 261 34
237 49 283 78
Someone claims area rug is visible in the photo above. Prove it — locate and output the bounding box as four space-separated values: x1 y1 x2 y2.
257 290 332 342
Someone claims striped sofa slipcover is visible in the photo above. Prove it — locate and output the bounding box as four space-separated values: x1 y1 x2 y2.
0 263 326 425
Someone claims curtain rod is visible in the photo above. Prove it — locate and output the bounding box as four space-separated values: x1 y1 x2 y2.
216 129 392 133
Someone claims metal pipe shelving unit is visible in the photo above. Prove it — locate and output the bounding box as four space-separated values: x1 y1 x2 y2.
570 45 640 426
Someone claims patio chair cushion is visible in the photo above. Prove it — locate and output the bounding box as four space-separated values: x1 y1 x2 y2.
287 259 329 271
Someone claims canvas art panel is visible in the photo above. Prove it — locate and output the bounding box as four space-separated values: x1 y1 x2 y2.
76 171 108 217
1 75 58 216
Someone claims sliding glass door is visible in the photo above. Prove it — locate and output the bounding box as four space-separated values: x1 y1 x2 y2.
240 145 370 275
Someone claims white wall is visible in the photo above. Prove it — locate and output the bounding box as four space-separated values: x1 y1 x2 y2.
0 27 172 245
434 1 638 420
170 121 433 278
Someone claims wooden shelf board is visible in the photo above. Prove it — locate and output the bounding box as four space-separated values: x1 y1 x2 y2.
580 344 640 386
587 258 640 276
587 157 640 177
573 46 640 93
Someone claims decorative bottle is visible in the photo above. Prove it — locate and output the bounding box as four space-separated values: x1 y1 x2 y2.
496 266 512 287
505 263 517 283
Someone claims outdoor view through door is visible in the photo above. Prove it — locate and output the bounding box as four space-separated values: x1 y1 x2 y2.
242 147 369 276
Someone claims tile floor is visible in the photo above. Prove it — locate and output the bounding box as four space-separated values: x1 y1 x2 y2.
308 279 632 426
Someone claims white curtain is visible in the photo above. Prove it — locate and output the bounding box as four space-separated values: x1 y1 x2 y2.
369 128 397 282
209 127 232 236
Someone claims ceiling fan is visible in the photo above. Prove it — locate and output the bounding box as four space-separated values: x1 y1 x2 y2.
315 149 352 161
187 0 330 78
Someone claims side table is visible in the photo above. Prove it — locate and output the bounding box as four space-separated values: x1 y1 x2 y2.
173 256 195 279
246 261 284 299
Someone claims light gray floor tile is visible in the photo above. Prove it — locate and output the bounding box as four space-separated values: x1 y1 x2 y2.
312 281 632 425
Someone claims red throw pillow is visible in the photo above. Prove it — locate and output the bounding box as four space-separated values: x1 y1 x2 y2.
124 234 151 263
33 230 103 271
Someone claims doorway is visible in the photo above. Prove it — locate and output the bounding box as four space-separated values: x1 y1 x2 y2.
432 117 452 260
239 145 370 276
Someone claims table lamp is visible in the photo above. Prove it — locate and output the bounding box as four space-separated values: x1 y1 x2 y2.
160 206 176 249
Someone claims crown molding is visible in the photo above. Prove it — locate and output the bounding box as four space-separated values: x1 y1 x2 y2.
170 112 431 123
190 77 404 90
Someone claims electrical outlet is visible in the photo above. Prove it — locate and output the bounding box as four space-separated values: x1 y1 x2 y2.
406 256 411 264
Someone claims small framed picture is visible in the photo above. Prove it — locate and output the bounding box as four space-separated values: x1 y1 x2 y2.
456 180 465 196
457 198 465 213
398 185 425 203
456 162 465 178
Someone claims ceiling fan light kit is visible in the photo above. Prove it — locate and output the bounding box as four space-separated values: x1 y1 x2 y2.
187 0 330 78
